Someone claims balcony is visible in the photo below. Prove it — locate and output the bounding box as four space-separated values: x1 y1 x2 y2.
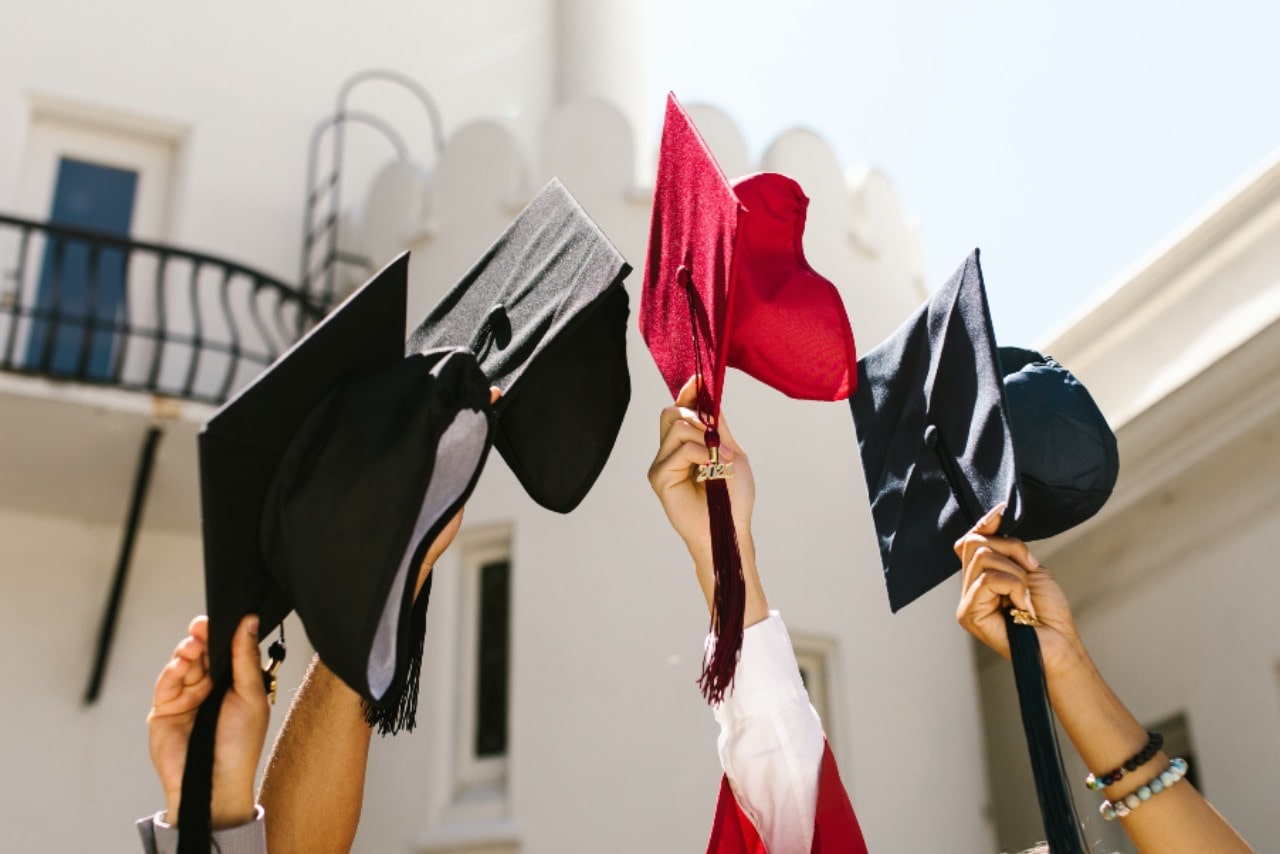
0 212 324 405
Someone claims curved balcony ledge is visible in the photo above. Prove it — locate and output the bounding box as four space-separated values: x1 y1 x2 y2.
0 212 324 407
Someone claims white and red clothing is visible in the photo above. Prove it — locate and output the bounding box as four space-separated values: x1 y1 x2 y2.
707 612 869 853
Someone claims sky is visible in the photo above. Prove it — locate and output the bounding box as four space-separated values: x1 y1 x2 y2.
644 0 1280 346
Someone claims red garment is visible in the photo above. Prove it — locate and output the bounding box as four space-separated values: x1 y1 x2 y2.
707 742 869 854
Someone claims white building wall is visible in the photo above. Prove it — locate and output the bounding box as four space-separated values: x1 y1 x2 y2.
0 3 996 852
979 149 1280 854
0 0 559 280
348 96 988 853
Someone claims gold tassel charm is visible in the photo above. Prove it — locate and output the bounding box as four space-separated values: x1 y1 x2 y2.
696 444 735 482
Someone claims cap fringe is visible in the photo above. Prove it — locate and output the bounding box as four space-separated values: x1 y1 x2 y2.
363 594 428 735
699 477 746 704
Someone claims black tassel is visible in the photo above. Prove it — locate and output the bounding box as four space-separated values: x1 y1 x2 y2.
363 574 431 735
698 467 746 705
1008 615 1087 853
176 672 230 854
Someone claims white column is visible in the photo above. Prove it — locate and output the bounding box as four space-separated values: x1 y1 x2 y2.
554 0 649 151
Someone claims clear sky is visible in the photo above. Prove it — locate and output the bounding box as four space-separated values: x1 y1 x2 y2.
644 0 1280 346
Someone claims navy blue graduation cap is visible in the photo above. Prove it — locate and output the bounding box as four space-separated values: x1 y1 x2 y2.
850 249 1118 853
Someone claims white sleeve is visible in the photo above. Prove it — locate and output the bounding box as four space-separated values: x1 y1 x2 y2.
137 806 267 854
711 611 825 854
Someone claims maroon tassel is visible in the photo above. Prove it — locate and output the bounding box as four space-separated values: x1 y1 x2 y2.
698 429 746 704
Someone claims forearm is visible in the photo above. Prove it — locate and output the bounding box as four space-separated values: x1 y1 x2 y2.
259 655 373 854
691 531 770 629
1047 643 1252 852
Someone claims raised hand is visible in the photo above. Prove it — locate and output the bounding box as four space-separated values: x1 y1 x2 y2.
147 613 269 828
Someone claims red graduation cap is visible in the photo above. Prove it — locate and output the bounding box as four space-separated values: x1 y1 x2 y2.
641 93 857 701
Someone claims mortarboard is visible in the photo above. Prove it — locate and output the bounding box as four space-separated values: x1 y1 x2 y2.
850 248 1117 607
180 254 496 853
641 93 857 702
849 248 1118 852
409 177 632 513
180 184 633 851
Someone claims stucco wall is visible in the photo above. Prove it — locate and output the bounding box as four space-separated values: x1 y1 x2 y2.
979 150 1280 854
0 3 1000 852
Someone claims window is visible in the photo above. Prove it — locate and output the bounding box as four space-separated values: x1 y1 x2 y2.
452 527 513 803
473 558 511 759
791 632 841 754
418 524 520 852
9 97 180 386
26 157 138 377
1146 711 1200 792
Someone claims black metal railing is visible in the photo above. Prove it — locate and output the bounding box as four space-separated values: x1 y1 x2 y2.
0 213 325 405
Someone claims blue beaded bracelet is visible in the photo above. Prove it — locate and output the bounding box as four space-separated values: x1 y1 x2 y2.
1099 757 1189 820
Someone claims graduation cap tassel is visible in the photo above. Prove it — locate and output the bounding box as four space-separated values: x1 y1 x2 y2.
364 574 432 735
698 428 746 705
928 427 1086 851
1008 617 1088 853
176 672 231 854
678 268 747 705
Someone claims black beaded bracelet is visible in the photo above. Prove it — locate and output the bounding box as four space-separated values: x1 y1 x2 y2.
1085 731 1164 790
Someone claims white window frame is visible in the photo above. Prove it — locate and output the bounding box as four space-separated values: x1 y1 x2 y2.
416 522 520 853
789 631 842 756
3 96 184 384
15 93 183 240
454 535 511 798
445 523 514 816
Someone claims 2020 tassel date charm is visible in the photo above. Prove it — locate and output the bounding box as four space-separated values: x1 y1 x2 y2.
696 444 735 482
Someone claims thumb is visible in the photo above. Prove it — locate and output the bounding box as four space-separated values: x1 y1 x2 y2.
974 502 1006 536
229 614 264 700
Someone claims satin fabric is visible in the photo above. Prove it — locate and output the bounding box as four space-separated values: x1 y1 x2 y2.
707 742 869 854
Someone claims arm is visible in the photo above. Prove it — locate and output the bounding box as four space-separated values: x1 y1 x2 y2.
649 377 825 852
956 506 1254 853
258 503 470 853
257 655 372 854
140 613 269 852
256 386 495 852
647 376 767 628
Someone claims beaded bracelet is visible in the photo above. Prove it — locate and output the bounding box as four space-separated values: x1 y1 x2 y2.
1100 757 1189 820
1085 730 1164 790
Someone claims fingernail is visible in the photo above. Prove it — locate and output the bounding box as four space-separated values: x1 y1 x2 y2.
1027 551 1041 568
990 501 1008 520
1026 593 1038 622
246 616 259 637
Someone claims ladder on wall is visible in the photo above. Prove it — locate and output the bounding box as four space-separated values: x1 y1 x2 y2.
298 69 445 318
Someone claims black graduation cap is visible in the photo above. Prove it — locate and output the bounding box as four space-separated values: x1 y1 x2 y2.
851 248 1117 610
180 182 633 851
179 254 497 853
849 249 1118 853
408 177 632 512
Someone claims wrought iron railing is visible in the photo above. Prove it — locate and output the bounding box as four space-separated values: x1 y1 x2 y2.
0 213 325 405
